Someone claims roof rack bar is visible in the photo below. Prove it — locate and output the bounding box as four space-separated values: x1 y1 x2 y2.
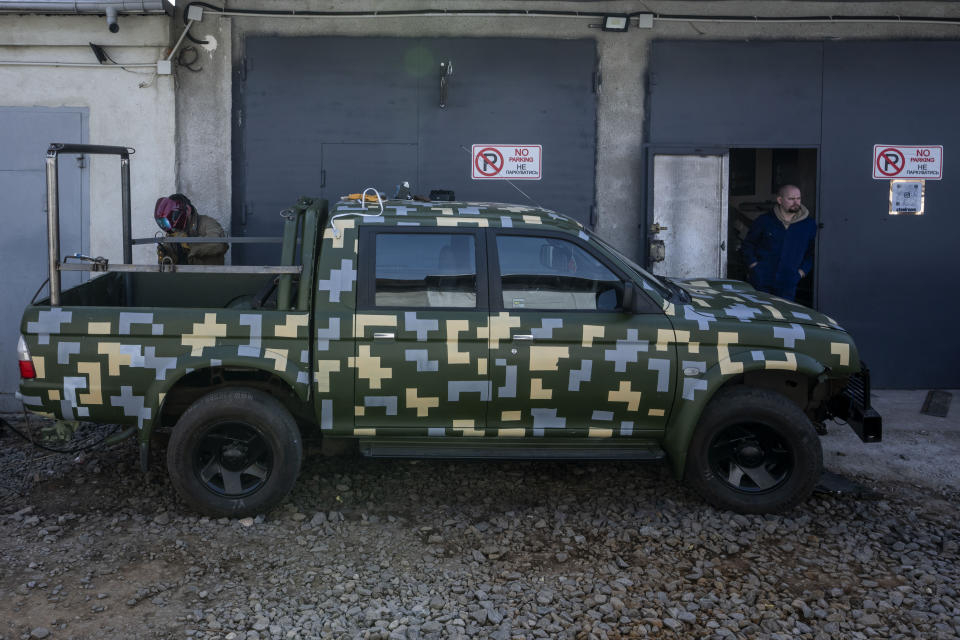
130 236 286 245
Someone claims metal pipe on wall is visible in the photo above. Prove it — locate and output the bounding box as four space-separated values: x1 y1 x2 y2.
120 156 131 265
0 1 167 13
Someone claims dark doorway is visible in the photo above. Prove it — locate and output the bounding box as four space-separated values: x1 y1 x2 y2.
727 148 818 308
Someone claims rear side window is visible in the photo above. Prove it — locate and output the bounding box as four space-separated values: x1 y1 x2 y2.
374 233 477 308
496 235 624 311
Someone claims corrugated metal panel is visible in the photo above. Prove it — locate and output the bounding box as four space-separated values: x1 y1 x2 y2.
646 39 960 387
648 41 822 146
819 41 960 388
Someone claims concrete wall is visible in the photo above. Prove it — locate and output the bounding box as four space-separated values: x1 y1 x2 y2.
175 1 959 261
0 14 175 263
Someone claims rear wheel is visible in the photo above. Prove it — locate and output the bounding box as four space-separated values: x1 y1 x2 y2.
685 386 822 514
167 387 302 517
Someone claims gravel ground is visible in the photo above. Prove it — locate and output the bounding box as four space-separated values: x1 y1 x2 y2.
0 414 958 640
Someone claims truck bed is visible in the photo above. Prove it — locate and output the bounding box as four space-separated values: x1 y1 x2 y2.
56 272 279 309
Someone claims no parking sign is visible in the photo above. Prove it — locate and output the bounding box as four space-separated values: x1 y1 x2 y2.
873 145 942 180
472 144 542 180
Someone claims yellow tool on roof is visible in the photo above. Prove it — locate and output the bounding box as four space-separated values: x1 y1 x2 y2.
342 193 383 203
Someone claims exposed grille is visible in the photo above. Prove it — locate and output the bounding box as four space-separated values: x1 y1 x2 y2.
844 364 871 411
839 362 881 443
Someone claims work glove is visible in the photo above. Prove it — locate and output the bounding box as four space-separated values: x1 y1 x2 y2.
158 232 189 264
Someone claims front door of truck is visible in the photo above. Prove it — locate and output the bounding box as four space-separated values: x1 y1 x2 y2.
355 227 489 435
486 231 676 438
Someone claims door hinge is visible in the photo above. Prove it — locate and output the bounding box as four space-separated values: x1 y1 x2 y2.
593 64 602 94
75 154 86 169
589 205 598 228
439 60 453 108
649 239 665 263
239 56 248 81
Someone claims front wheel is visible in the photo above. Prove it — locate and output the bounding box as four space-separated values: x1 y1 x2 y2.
684 386 822 514
167 387 302 517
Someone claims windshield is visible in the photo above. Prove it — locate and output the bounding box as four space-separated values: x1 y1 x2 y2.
590 234 672 301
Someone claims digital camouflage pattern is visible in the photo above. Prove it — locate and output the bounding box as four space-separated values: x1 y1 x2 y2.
18 198 862 474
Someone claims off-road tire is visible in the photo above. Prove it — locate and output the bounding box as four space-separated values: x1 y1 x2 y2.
685 386 822 514
167 387 302 518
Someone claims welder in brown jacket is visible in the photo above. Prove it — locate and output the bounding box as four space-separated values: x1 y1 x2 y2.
154 194 228 265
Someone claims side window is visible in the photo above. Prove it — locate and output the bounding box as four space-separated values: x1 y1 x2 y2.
375 233 477 308
496 235 624 311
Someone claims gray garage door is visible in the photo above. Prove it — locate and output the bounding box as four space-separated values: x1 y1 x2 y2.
647 40 960 388
236 36 597 265
0 108 88 412
818 41 960 389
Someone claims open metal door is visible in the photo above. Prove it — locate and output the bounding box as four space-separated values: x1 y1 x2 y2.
648 152 729 279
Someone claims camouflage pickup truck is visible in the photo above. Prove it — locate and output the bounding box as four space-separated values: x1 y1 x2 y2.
16 145 881 517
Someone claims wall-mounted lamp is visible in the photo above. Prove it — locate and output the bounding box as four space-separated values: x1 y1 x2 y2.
602 15 630 32
89 43 108 64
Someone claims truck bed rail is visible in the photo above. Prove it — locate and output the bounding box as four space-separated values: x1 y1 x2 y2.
44 143 317 304
58 263 302 274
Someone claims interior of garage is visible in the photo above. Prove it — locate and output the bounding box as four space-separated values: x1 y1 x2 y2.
727 148 818 308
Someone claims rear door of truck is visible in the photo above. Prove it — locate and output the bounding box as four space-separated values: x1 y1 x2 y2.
352 226 489 435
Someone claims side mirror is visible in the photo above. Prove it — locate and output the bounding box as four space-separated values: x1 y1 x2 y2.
621 281 636 312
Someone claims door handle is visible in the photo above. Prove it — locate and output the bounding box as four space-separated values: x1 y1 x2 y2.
513 334 534 341
373 332 395 339
650 222 668 234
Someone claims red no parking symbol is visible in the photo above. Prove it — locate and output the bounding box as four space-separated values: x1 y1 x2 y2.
876 147 905 177
474 147 504 177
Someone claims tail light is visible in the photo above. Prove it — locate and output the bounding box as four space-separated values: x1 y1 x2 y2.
17 335 35 379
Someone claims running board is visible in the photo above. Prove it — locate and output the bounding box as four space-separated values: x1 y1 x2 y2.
358 438 666 461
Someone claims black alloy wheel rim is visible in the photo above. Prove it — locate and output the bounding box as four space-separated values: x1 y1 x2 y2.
193 421 272 497
708 422 792 493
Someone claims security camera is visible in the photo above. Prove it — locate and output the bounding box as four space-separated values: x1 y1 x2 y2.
106 6 119 33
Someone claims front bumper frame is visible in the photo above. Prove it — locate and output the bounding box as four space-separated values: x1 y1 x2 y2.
829 364 883 443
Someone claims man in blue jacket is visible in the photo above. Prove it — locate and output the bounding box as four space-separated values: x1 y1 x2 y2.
741 184 816 301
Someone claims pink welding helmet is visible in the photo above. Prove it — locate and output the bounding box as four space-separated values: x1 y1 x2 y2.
154 194 193 232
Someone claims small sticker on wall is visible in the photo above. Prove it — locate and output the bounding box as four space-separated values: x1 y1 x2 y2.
889 179 925 215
